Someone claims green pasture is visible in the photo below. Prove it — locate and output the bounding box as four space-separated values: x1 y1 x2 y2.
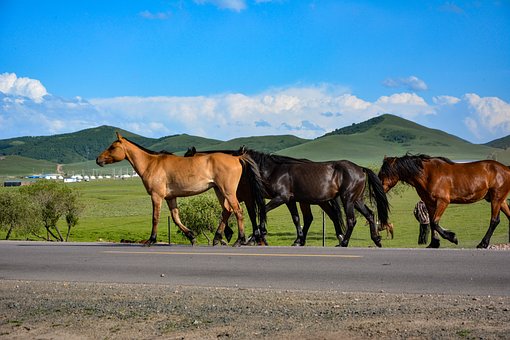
1 178 508 248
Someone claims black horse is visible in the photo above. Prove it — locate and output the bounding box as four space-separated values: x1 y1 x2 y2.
185 147 344 246
187 147 390 247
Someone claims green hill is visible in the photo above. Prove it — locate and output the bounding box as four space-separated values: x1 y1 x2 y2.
150 134 222 154
2 114 510 177
277 114 507 166
0 126 153 164
485 135 510 150
0 126 223 163
197 135 309 154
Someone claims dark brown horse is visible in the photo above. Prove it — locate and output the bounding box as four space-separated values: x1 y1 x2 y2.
378 154 510 248
186 147 345 246
96 133 266 246
187 147 390 247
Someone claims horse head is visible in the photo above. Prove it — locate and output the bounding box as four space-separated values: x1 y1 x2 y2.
378 156 400 193
96 132 127 167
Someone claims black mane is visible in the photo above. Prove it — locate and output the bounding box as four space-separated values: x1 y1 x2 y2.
379 153 454 181
183 147 312 167
245 149 311 167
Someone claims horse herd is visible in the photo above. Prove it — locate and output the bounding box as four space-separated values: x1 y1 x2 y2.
96 132 510 249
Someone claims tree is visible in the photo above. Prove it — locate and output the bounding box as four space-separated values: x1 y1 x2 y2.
20 180 81 241
0 190 40 240
64 190 83 242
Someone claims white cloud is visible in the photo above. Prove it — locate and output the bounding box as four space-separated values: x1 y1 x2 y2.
2 73 509 144
374 92 435 118
194 0 247 12
383 76 428 92
433 95 461 106
0 73 48 103
464 93 510 136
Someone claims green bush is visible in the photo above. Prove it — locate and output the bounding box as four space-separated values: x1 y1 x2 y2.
177 193 226 245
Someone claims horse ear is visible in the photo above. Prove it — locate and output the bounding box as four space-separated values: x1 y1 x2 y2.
116 132 123 140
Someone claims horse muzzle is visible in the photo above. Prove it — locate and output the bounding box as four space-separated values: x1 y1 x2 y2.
96 157 107 167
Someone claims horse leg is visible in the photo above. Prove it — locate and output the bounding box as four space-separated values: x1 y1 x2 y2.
214 208 233 246
212 189 232 246
299 203 314 246
427 200 458 248
245 198 266 246
340 201 356 247
318 201 343 246
145 194 162 246
285 202 304 246
387 223 394 239
259 196 286 232
355 200 382 247
166 198 196 246
500 199 510 243
222 194 246 247
477 198 505 249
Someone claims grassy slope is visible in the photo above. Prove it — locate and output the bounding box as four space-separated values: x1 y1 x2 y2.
1 179 507 248
0 155 58 177
277 114 503 166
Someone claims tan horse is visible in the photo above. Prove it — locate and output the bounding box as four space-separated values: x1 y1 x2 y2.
96 132 266 246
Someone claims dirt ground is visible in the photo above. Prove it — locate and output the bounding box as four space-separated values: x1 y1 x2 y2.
1 279 509 340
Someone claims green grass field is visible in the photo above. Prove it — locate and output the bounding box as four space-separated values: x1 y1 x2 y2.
1 178 508 248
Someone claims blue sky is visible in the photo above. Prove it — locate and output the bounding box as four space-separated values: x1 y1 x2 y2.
1 0 509 143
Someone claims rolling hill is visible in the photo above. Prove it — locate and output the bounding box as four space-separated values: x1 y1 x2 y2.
276 114 508 166
485 135 510 150
1 114 509 177
0 126 154 164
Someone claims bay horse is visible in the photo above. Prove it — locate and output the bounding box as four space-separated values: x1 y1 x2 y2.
96 133 266 246
187 148 390 247
378 154 510 248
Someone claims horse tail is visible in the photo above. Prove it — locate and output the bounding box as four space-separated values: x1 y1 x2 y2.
239 154 267 227
363 167 390 225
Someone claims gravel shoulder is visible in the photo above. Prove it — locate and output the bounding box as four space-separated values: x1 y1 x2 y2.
1 280 509 339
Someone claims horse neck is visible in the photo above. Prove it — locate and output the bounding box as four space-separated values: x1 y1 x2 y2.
122 140 153 177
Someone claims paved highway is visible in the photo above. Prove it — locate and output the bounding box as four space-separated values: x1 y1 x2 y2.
0 241 508 296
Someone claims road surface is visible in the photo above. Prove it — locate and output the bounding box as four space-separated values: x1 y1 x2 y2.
0 241 508 296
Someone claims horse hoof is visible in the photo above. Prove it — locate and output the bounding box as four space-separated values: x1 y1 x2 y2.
340 241 349 247
373 236 382 247
427 239 440 248
190 238 197 246
476 242 488 249
143 238 156 247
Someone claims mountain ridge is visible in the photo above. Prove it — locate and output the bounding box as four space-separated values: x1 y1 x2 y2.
1 114 508 168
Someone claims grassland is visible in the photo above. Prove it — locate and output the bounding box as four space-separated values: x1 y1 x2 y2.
1 178 507 248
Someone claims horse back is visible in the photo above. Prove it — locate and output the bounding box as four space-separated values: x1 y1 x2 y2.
424 159 510 203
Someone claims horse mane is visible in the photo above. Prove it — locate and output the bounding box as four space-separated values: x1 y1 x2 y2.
380 153 454 181
184 146 245 157
123 137 173 155
245 149 312 166
183 147 311 166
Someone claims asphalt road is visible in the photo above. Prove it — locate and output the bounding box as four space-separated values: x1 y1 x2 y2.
0 241 508 296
